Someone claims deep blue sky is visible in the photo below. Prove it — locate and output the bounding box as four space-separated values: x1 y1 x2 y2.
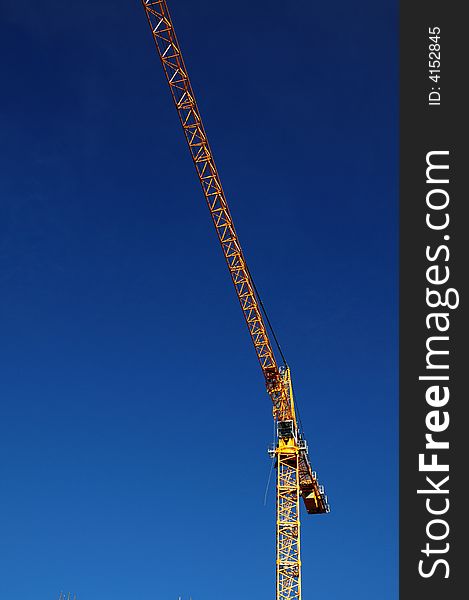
0 1 398 598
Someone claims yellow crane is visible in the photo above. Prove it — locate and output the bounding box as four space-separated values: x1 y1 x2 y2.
139 2 329 598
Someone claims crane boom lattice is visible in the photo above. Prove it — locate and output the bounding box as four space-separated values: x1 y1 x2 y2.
139 2 329 599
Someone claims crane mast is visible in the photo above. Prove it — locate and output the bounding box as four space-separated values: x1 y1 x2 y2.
139 2 329 598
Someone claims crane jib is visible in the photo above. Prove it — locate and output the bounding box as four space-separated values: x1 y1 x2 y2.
140 2 330 599
142 0 297 423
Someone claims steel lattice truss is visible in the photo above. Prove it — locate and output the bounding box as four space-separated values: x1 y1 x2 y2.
277 445 301 600
140 0 294 420
139 3 329 600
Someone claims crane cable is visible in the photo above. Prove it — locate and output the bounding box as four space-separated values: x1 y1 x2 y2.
264 418 277 506
246 265 307 435
246 264 288 368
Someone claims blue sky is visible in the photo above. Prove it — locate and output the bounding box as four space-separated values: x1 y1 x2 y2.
0 1 398 598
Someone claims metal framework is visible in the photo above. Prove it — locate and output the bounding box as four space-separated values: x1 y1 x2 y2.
139 2 329 598
277 441 301 600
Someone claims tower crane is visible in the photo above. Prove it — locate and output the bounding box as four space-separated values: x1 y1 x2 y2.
139 2 330 599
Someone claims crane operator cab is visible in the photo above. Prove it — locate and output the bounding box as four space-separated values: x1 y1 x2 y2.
277 419 296 441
